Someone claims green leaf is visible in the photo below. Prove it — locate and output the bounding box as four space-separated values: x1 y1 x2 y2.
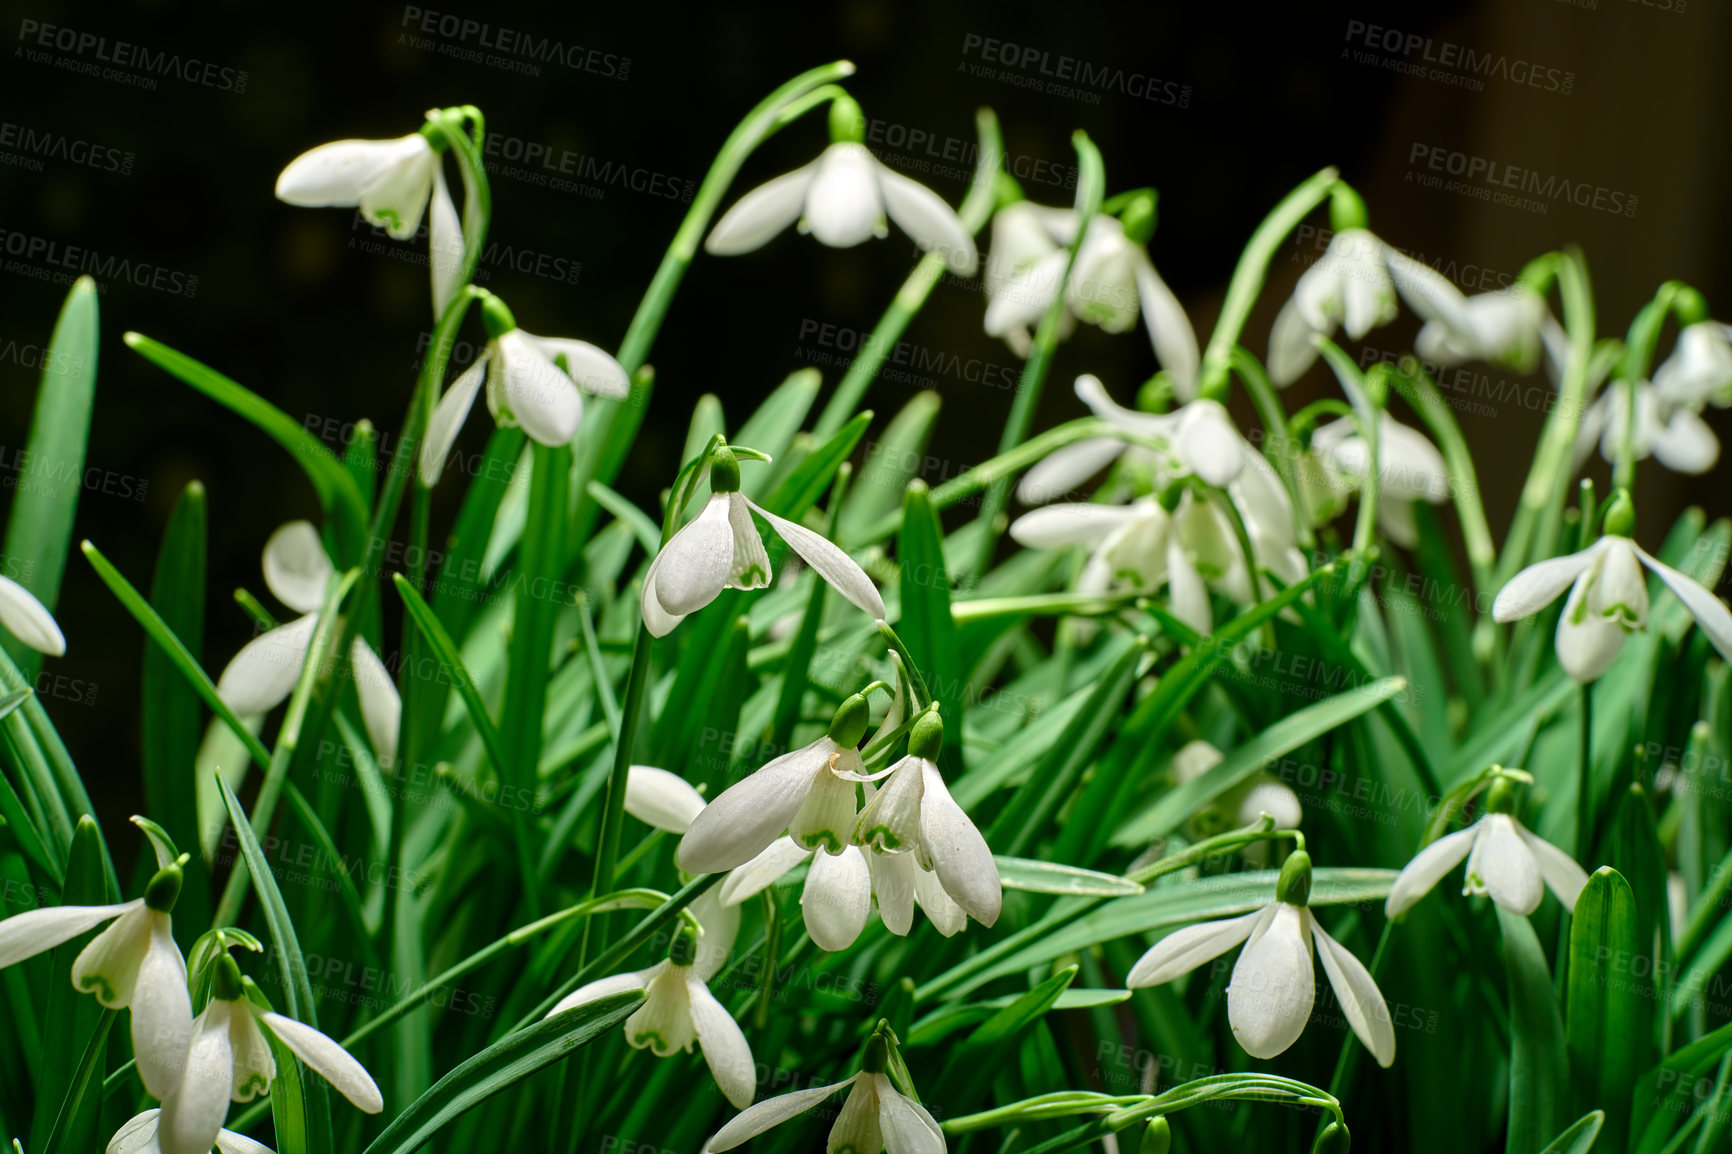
759 410 872 520
734 367 820 498
1502 906 1568 1154
3 277 97 679
141 481 209 937
908 988 1131 1046
839 390 942 545
898 480 964 776
1113 676 1408 848
994 858 1144 897
1536 1111 1604 1154
1567 869 1642 1154
936 965 1078 1109
29 815 110 1154
361 992 642 1154
215 775 332 1151
123 333 368 565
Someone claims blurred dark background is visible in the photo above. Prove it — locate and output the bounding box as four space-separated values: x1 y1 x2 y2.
1 0 1727 820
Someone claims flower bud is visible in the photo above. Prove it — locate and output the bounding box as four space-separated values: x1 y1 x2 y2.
1604 490 1636 538
710 447 742 494
908 711 944 761
144 862 183 913
668 927 698 967
1276 849 1313 907
1328 183 1369 232
1120 191 1158 246
479 293 517 340
1484 775 1518 815
212 954 245 1002
829 693 871 746
1142 1117 1171 1154
1313 1121 1350 1153
828 91 866 144
861 1031 890 1074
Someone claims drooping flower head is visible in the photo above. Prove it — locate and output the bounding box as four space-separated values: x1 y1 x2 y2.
0 571 66 656
419 292 630 486
1309 411 1451 547
705 92 976 275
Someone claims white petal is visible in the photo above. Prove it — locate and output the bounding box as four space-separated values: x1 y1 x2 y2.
0 899 134 968
547 968 653 1018
726 494 773 592
877 162 976 275
1135 256 1199 401
71 903 154 1006
1377 420 1451 503
686 973 756 1109
1125 906 1266 987
1268 297 1320 387
984 248 1065 350
916 763 999 926
748 500 886 619
803 143 885 249
720 838 813 906
1637 546 1732 665
1467 814 1544 915
228 1001 277 1101
855 757 925 854
867 849 916 936
158 1003 234 1154
1650 407 1720 475
350 641 401 764
261 522 334 616
1555 571 1628 683
261 1011 384 1113
625 766 708 834
523 334 631 401
0 573 66 656
1166 539 1212 637
638 548 684 638
1384 823 1478 916
911 860 968 937
428 164 464 317
494 330 582 447
678 740 834 874
706 162 820 255
1310 916 1395 1067
216 614 317 717
214 1129 277 1154
130 917 194 1099
418 357 488 487
1228 903 1314 1059
356 146 436 241
1516 825 1591 913
275 135 430 207
802 845 872 951
106 1110 161 1154
650 495 736 619
830 1076 884 1154
691 890 740 983
876 1076 946 1154
1008 502 1139 549
1383 247 1472 333
1014 438 1125 505
1493 546 1600 623
1176 401 1245 488
707 1078 855 1152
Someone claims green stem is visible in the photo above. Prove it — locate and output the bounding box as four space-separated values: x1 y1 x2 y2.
1578 684 1594 862
590 627 655 899
1229 347 1309 546
1387 360 1496 595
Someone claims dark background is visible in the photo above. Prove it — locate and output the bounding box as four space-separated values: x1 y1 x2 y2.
0 0 1726 819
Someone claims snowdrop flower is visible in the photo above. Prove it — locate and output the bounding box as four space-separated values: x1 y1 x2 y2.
852 714 1002 928
107 1109 273 1154
1413 283 1549 374
1171 739 1303 834
1011 496 1176 596
1653 321 1732 408
419 296 629 486
153 956 381 1154
547 928 755 1108
275 122 466 314
1126 851 1394 1066
678 694 877 873
982 200 1075 356
215 522 400 762
1269 229 1397 386
1493 525 1732 683
984 202 1197 396
0 572 66 656
706 95 975 275
641 450 886 638
1573 381 1718 477
707 1028 942 1154
1310 413 1450 547
0 842 191 1099
1385 778 1587 917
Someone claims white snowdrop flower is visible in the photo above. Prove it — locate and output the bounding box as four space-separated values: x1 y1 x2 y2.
707 1030 943 1154
274 126 465 314
1413 283 1549 374
1653 321 1732 408
0 845 191 1100
1010 495 1175 599
547 930 756 1109
1573 381 1718 477
677 694 876 873
107 1109 273 1154
1125 851 1394 1066
214 522 400 762
1385 783 1587 918
1171 739 1303 832
705 96 975 276
982 201 1075 357
1310 413 1451 547
152 957 381 1154
1493 529 1732 684
983 206 1197 396
852 714 1001 928
0 572 66 656
1269 229 1398 386
419 304 630 486
641 452 886 638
